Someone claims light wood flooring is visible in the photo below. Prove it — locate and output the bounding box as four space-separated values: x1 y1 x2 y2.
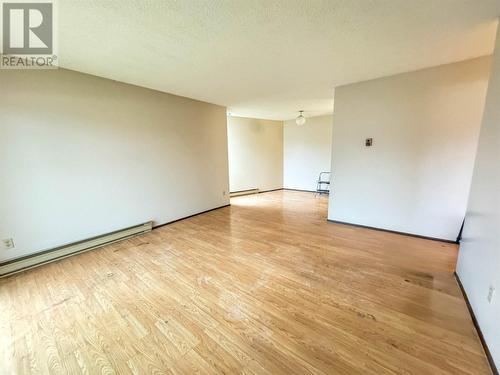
0 190 491 374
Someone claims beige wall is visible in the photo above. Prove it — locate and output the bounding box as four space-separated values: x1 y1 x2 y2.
227 116 283 192
328 57 491 241
457 29 500 367
0 69 230 261
284 115 333 191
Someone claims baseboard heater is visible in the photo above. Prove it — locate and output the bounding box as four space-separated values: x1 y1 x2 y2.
230 188 259 197
0 221 153 278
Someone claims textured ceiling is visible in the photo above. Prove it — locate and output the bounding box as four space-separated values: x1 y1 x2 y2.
59 1 499 120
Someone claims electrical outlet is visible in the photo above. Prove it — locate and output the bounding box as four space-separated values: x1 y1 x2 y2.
2 238 14 250
487 285 495 304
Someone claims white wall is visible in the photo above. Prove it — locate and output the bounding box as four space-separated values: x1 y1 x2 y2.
328 57 491 241
227 116 283 192
283 115 333 191
457 27 500 368
0 69 230 262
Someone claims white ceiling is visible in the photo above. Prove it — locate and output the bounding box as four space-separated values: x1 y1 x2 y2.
59 1 499 121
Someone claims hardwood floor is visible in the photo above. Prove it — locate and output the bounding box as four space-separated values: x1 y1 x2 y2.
0 190 491 374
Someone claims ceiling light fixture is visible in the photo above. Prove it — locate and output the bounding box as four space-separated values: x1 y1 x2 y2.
296 110 306 126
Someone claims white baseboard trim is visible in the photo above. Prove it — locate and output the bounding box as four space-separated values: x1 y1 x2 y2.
0 221 153 278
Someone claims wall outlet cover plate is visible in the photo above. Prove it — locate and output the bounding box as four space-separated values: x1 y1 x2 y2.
2 238 15 249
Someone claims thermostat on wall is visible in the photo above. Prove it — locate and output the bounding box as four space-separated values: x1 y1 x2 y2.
365 138 373 147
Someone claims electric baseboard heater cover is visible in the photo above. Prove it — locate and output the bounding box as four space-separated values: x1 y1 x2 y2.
230 188 259 197
0 221 153 278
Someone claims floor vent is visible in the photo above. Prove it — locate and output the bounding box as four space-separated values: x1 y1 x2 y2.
230 188 259 197
0 221 153 278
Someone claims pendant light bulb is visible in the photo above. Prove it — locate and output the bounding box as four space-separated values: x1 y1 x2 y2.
296 110 306 126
